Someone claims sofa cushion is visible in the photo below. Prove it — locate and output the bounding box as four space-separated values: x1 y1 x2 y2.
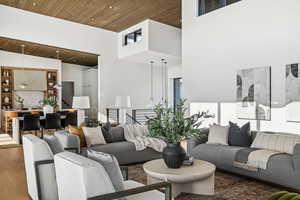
228 122 251 147
87 150 125 196
207 125 229 145
43 134 64 154
102 125 125 143
82 127 106 147
69 125 86 147
251 132 300 154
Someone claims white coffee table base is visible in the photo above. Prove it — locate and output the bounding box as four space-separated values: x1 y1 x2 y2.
143 159 216 198
147 173 214 197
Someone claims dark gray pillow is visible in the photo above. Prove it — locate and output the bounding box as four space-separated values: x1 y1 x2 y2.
43 134 64 154
101 125 125 143
228 122 251 147
87 150 126 199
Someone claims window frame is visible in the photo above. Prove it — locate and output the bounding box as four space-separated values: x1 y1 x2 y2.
124 29 142 46
198 0 241 16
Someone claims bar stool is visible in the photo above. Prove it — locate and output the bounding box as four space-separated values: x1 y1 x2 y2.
22 114 41 140
5 112 18 134
65 112 77 127
43 113 62 136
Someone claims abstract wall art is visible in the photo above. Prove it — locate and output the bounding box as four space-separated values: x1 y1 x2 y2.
236 67 271 120
286 63 300 122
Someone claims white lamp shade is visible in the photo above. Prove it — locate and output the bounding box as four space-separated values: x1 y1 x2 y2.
72 96 90 109
115 96 131 108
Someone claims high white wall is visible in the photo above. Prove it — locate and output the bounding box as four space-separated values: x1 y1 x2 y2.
61 63 88 96
0 5 168 115
182 0 300 133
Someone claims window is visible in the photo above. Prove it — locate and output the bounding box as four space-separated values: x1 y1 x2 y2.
173 78 183 108
124 29 142 46
198 0 241 16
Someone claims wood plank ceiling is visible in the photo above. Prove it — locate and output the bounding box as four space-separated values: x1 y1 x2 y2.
0 0 181 32
0 37 98 67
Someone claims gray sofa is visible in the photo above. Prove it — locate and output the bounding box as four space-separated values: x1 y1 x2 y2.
81 126 162 165
187 131 300 190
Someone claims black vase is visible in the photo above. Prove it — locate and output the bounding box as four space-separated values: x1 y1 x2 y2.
162 143 186 169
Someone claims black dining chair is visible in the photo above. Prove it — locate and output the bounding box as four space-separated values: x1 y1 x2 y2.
21 114 41 142
42 113 62 136
65 112 77 127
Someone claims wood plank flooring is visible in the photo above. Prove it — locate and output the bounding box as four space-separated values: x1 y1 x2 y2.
0 147 30 200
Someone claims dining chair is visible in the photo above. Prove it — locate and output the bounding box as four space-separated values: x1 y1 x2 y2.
22 114 41 141
42 113 62 137
64 112 77 127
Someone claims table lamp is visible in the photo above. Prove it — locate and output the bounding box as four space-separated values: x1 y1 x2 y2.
72 96 90 126
115 96 131 124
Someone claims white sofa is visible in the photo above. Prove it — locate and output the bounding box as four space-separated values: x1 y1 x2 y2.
54 152 172 200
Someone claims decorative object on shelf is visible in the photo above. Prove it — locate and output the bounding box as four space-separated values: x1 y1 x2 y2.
146 61 155 108
1 67 14 110
146 99 214 168
236 66 271 120
286 63 300 122
19 44 28 89
15 95 24 110
42 98 57 116
115 96 131 124
73 96 90 126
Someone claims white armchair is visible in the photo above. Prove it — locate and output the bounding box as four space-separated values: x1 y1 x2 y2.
22 134 58 200
54 152 172 200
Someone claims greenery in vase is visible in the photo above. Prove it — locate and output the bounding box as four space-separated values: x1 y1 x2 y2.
41 98 58 109
146 99 214 144
15 95 24 105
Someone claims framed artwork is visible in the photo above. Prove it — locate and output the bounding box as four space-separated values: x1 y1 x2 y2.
286 63 300 122
236 67 271 120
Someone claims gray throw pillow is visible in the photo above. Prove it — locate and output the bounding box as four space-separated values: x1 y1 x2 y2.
101 125 125 143
43 134 64 154
228 122 251 147
87 149 126 199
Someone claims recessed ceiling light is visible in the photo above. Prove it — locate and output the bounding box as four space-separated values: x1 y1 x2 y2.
33 2 37 6
108 5 113 9
90 17 95 22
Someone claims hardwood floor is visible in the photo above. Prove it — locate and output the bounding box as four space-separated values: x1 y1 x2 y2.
0 147 31 200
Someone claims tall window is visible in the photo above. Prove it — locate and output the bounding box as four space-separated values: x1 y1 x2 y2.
173 78 183 108
198 0 241 16
124 29 142 46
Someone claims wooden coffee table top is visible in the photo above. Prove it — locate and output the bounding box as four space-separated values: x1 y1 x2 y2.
143 159 216 184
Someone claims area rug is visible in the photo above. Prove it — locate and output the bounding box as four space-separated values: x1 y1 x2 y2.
128 165 282 200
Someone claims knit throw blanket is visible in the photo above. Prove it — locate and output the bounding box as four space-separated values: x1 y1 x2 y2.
234 149 283 171
122 124 166 152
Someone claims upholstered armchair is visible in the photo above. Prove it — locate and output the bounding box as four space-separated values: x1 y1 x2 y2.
54 152 172 200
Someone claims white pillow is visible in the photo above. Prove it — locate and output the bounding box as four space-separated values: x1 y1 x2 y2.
251 132 300 154
82 127 106 147
207 124 229 145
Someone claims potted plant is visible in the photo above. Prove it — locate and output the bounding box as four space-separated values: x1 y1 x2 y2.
15 95 24 110
41 98 58 115
146 99 214 169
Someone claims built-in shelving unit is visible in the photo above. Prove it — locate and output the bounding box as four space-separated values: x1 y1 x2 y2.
46 70 58 100
1 67 14 110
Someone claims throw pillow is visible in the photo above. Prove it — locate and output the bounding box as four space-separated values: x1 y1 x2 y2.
228 122 251 147
87 150 126 198
207 124 229 145
43 134 64 154
101 124 126 143
82 127 106 147
251 132 300 154
68 125 86 147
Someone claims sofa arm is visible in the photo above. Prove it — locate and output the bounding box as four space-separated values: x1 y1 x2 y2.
187 137 207 154
293 144 300 171
88 181 172 200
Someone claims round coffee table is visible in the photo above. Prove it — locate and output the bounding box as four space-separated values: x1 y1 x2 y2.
143 159 216 198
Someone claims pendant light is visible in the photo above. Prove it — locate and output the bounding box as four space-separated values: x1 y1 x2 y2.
19 44 28 89
161 59 165 103
164 60 168 105
54 50 62 89
146 61 155 108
